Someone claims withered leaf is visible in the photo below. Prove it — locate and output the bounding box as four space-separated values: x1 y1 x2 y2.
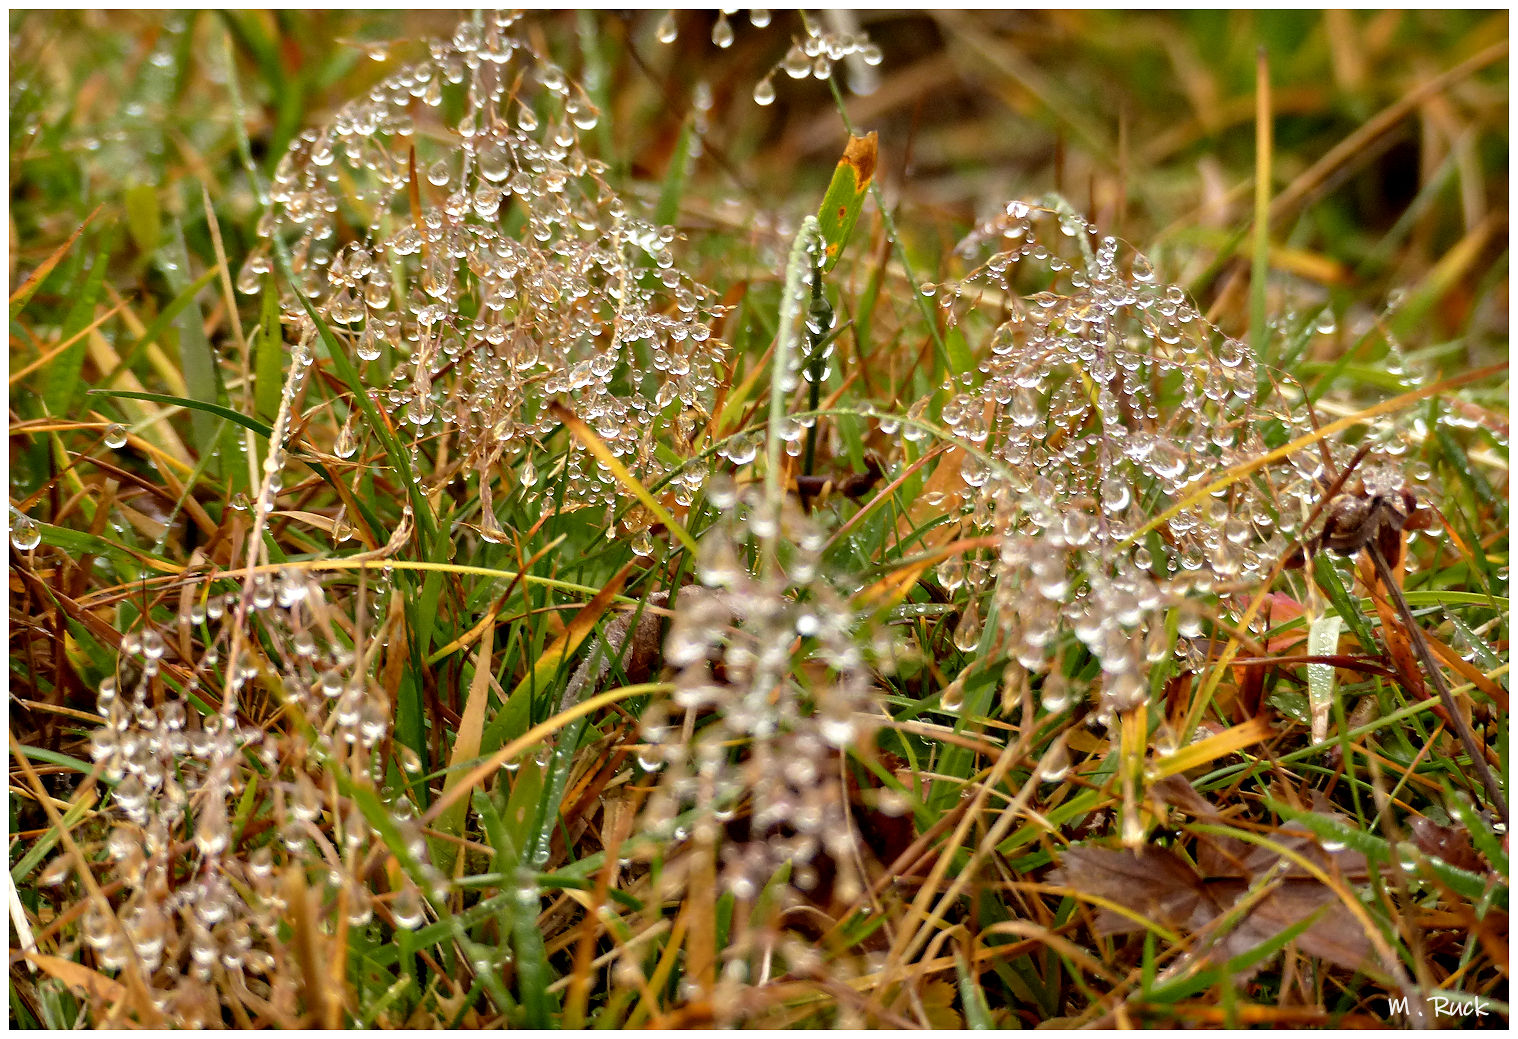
1052 830 1383 982
1194 822 1371 882
1409 815 1487 873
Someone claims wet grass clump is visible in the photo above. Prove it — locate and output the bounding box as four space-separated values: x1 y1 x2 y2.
9 10 1508 1029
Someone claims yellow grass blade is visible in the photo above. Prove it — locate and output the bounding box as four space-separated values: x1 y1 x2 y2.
550 400 698 556
1152 715 1273 778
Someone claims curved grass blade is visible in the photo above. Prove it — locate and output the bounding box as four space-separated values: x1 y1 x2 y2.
10 203 103 318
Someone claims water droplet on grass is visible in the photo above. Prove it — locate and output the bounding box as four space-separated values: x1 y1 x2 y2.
711 13 734 48
11 514 41 551
391 887 425 928
952 602 983 653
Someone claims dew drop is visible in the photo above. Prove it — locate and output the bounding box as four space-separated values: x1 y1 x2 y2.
104 423 129 449
11 514 41 552
940 677 965 713
476 139 511 183
1038 742 1070 783
390 887 425 929
952 601 983 653
334 421 359 460
479 493 506 544
711 12 734 48
656 11 678 44
753 75 776 107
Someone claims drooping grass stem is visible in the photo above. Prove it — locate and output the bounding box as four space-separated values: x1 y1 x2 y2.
801 263 829 491
766 216 822 566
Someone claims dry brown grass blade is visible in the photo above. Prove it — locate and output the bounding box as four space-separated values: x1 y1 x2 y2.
421 678 666 830
1420 630 1508 709
9 299 129 385
1356 554 1429 700
881 723 1049 1002
1153 715 1273 779
628 908 690 1027
824 443 946 550
437 607 498 873
682 840 719 1002
10 203 104 312
853 535 999 613
550 399 698 555
892 445 968 546
283 865 337 1027
1268 38 1507 224
1365 546 1509 826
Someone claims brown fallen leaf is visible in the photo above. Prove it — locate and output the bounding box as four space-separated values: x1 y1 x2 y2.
1051 824 1383 982
1408 815 1487 874
24 952 127 1006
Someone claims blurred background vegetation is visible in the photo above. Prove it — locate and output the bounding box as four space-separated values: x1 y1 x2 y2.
11 10 1507 358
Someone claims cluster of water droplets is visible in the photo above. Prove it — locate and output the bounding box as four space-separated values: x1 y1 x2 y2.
637 480 889 904
655 8 771 50
929 200 1360 723
242 13 727 530
753 16 883 107
651 10 881 108
53 568 439 1020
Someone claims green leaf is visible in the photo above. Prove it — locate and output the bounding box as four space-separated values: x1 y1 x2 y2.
1312 554 1376 650
41 242 109 418
944 325 975 378
123 182 161 255
955 952 994 1029
88 387 272 439
1306 612 1343 742
8 785 95 884
816 131 877 274
158 221 225 460
1266 798 1499 902
84 387 391 537
1446 791 1509 876
254 275 286 423
654 117 692 228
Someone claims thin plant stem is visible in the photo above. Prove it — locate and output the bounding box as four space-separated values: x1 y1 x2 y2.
1367 544 1509 829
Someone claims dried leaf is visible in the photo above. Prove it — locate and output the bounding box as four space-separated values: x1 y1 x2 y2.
1409 815 1486 873
1050 845 1218 936
1052 831 1382 980
24 952 127 1006
1150 775 1222 821
917 978 964 1030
